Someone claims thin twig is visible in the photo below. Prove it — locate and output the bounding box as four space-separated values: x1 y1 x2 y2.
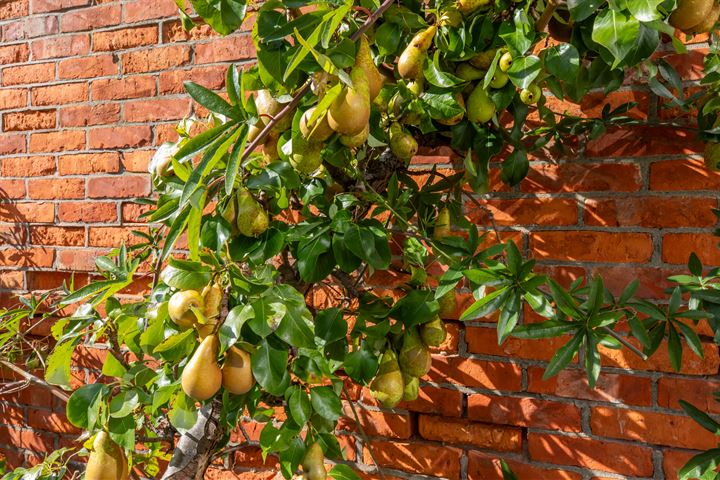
0 360 70 403
535 0 561 33
602 327 648 360
342 386 386 480
462 191 502 244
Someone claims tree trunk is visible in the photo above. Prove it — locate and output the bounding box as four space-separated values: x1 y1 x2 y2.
161 399 225 480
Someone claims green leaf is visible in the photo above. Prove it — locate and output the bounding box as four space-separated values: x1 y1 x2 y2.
688 252 703 277
219 304 254 353
626 0 663 21
252 339 291 396
568 0 601 21
543 330 583 379
329 464 362 480
679 448 720 480
66 384 106 429
344 344 379 384
460 286 510 321
390 289 440 327
168 392 199 433
45 339 78 388
102 353 127 377
545 44 580 80
310 386 342 421
675 321 704 359
680 400 720 435
109 389 140 418
288 387 312 425
591 9 641 69
108 414 135 451
512 320 576 339
190 0 247 36
507 55 541 89
225 126 248 195
500 459 518 480
344 225 391 270
160 204 192 262
314 308 347 347
548 279 582 319
185 81 240 119
584 331 601 388
273 285 316 348
501 149 529 186
667 325 682 372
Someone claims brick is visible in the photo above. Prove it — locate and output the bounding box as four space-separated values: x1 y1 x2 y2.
590 265 681 300
591 406 717 450
0 426 55 451
93 26 157 51
419 414 521 451
530 231 653 263
123 0 178 22
154 122 182 144
586 126 703 157
663 449 697 480
663 233 720 265
31 34 88 59
26 408 79 434
55 249 97 270
527 367 652 406
0 202 55 223
162 20 218 42
121 202 151 222
32 82 87 105
28 178 84 199
2 16 58 41
362 440 463 479
124 98 191 122
425 356 522 390
1 156 56 176
26 271 86 291
88 126 152 149
522 162 642 192
658 377 720 413
121 45 190 74
467 452 583 480
0 270 24 288
528 433 654 476
29 130 85 153
58 152 121 175
158 65 226 94
30 226 84 246
468 394 582 432
58 55 117 79
601 339 719 374
0 0 29 19
195 35 255 64
32 0 89 13
396 385 463 417
59 103 120 127
0 179 26 198
467 198 578 226
0 134 25 154
0 88 26 109
121 150 153 172
0 248 54 267
87 175 150 198
339 407 412 439
465 327 575 362
92 76 155 100
0 43 29 65
2 63 55 86
650 158 720 191
89 226 147 247
0 225 27 245
58 201 116 223
585 196 717 228
3 109 55 131
60 4 121 32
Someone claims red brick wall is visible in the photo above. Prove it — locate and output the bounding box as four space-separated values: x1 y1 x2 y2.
0 1 719 479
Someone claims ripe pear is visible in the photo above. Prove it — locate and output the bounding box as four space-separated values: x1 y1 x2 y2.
290 137 323 174
685 1 720 33
182 334 222 401
389 123 418 160
670 0 715 30
355 35 384 101
201 283 222 320
456 62 485 81
399 327 432 377
470 49 497 69
340 123 369 148
221 196 239 235
402 373 420 401
370 349 405 408
457 0 492 15
300 107 334 143
168 290 204 329
467 84 496 123
236 189 269 237
247 123 263 143
437 291 457 319
85 431 128 480
301 442 326 480
420 316 448 347
256 89 292 132
222 346 255 395
328 66 370 136
262 133 280 163
433 207 452 239
437 93 465 126
704 142 720 171
398 26 437 80
499 51 513 72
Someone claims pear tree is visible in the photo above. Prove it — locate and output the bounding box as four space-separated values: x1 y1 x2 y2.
2 0 720 479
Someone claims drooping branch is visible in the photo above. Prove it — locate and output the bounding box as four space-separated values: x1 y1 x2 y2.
0 359 70 403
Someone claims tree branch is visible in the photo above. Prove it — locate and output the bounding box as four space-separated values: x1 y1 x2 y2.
535 0 561 33
0 360 69 403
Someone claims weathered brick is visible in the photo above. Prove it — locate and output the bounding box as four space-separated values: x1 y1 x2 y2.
195 35 255 64
93 26 157 51
0 202 55 223
0 248 54 268
2 16 58 40
531 231 653 263
88 126 152 150
58 201 116 223
663 233 720 265
425 356 522 391
158 65 226 94
2 63 55 86
32 0 89 13
1 156 56 176
0 43 29 65
60 4 121 32
88 226 147 246
522 162 642 192
58 55 117 79
650 158 720 191
468 394 582 432
124 97 190 122
31 34 88 59
58 152 120 175
28 178 84 199
362 440 463 480
419 414 521 451
0 0 29 19
87 175 150 198
29 130 85 152
467 198 578 226
3 109 56 131
0 133 25 154
657 377 720 413
585 196 717 228
121 45 190 73
30 226 84 246
91 76 155 100
0 88 27 109
123 0 177 22
468 452 583 480
59 103 120 127
32 82 87 105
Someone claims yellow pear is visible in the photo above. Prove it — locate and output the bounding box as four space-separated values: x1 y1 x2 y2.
168 290 204 330
85 431 129 480
300 107 334 143
437 93 465 126
301 442 326 480
467 83 496 123
433 207 452 239
398 26 437 80
370 349 404 408
389 123 418 160
236 189 269 237
437 290 457 319
399 327 432 377
328 66 370 136
262 132 280 163
247 123 263 143
222 346 256 395
256 89 292 132
457 0 492 15
181 334 222 401
221 196 239 235
439 7 463 27
201 283 222 320
355 35 384 100
685 2 720 33
290 137 323 174
669 0 714 31
339 123 369 148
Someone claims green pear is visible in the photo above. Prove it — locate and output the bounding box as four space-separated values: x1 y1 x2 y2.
389 123 418 160
433 207 452 239
301 441 326 480
262 132 280 163
340 123 369 148
289 137 323 174
85 431 128 480
355 35 385 100
370 349 404 408
402 373 420 401
399 326 432 377
670 0 715 30
300 106 334 143
256 89 292 132
470 49 497 69
328 66 370 136
437 291 457 319
498 51 513 72
420 316 448 347
520 84 542 105
236 189 269 237
456 62 485 81
221 196 238 235
490 69 509 88
439 7 463 27
457 0 492 15
398 26 437 80
467 84 496 123
182 334 222 401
